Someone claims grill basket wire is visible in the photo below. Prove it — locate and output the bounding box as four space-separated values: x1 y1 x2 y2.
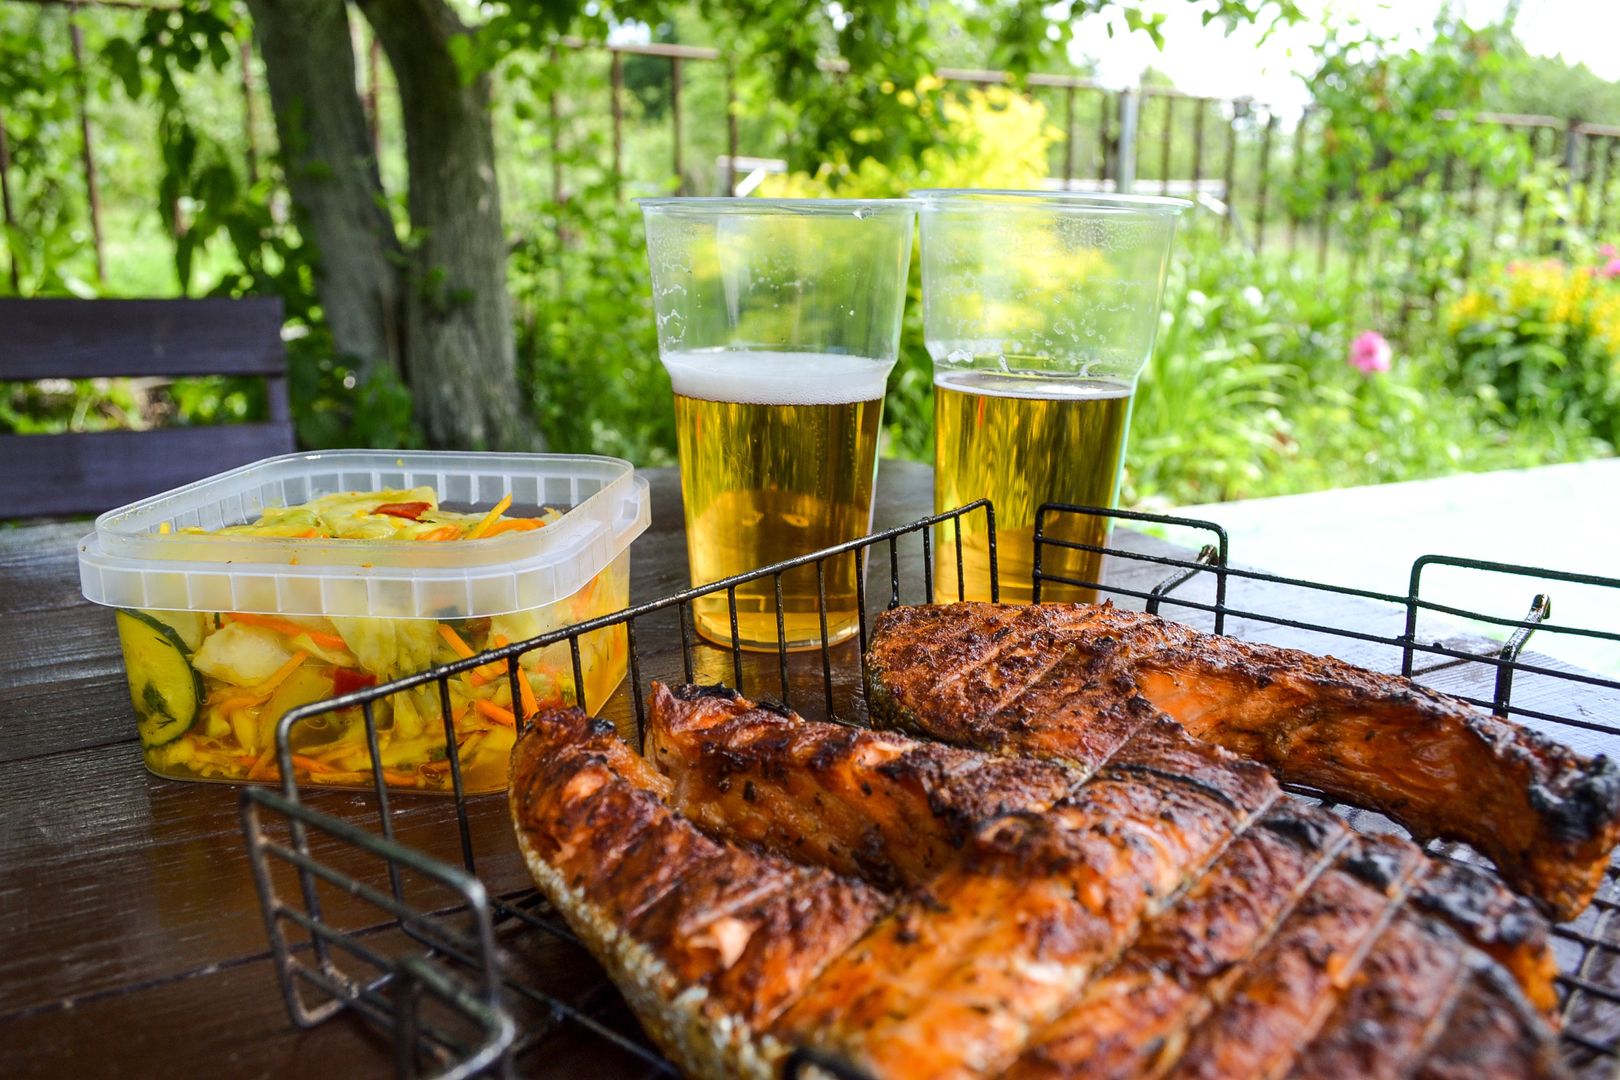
238 499 1620 1079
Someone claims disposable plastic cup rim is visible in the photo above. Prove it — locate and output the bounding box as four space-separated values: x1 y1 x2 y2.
637 196 920 217
910 188 1191 215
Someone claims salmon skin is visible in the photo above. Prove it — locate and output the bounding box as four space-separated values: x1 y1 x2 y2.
865 601 1620 920
644 684 1565 1078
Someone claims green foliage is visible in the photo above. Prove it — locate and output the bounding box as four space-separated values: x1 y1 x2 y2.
1445 252 1620 443
1122 214 1609 507
0 6 95 295
1487 44 1620 126
290 349 421 450
3 0 1614 517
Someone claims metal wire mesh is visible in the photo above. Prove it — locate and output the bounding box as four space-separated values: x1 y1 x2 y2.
239 499 1620 1078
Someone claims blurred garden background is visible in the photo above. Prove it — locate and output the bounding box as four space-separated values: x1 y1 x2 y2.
3 0 1619 511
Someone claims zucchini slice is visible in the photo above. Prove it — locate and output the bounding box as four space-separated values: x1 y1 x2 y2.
134 608 207 653
117 610 202 747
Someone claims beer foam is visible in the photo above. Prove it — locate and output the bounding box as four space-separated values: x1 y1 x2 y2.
934 369 1133 400
663 350 891 405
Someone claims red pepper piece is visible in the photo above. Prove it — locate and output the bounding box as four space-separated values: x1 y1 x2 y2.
373 501 431 520
332 668 378 696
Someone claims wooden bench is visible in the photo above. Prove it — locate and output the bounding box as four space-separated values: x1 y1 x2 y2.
0 297 297 518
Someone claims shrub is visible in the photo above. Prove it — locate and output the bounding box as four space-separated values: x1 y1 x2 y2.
1445 251 1620 442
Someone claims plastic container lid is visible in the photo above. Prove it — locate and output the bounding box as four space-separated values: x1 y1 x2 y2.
78 450 650 620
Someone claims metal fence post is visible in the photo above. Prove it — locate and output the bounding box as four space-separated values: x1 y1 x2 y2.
1254 110 1275 251
724 63 738 196
1159 94 1173 195
609 50 624 201
1288 107 1308 255
670 55 684 194
1062 83 1076 185
67 2 105 284
548 46 563 206
1098 90 1112 184
1223 99 1244 239
1191 97 1206 197
1564 117 1582 240
1116 88 1139 194
240 33 261 184
0 104 16 293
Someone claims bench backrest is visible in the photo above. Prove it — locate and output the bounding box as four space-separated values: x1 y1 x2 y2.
0 297 297 518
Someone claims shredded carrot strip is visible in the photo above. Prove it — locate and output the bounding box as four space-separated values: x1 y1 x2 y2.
248 651 309 697
291 753 337 774
517 668 540 719
228 612 349 652
437 624 476 659
464 493 514 540
298 528 323 538
474 700 517 727
467 633 513 686
480 518 543 537
246 746 278 780
418 524 462 542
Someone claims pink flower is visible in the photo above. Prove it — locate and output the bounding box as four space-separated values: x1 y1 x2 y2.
1601 243 1617 258
1601 258 1620 280
1348 330 1393 375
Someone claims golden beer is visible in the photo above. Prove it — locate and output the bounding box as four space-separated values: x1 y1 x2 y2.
933 370 1132 605
670 351 884 650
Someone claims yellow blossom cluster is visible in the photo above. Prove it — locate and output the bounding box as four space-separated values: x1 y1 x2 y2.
1447 258 1620 358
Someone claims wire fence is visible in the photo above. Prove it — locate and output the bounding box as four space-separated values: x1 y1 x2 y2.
2 0 1619 297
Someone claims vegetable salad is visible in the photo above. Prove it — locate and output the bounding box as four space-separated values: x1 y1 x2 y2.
119 488 628 793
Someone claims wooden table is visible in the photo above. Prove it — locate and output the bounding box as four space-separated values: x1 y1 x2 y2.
4 461 1619 1078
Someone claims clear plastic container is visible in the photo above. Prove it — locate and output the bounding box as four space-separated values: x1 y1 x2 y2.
78 451 650 793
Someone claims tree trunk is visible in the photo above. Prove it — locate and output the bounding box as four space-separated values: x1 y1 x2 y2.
356 0 537 450
243 0 405 381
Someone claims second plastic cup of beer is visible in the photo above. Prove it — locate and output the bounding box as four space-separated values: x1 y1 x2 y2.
915 190 1188 604
640 197 918 651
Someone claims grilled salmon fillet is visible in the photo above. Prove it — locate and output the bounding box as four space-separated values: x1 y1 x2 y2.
866 601 1620 919
1002 803 1354 1080
508 709 888 1078
646 682 1083 890
645 685 1564 1076
649 682 1278 1077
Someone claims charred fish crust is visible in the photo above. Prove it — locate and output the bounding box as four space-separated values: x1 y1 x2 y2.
1410 861 1537 946
1528 753 1620 844
1101 761 1245 817
1259 810 1339 852
1283 909 1477 1080
1149 836 1428 1080
754 697 795 719
1403 858 1561 1018
1345 849 1408 891
675 683 742 702
587 716 618 738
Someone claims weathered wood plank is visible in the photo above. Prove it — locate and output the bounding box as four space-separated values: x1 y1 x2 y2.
2 423 298 519
0 519 90 617
0 297 286 380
